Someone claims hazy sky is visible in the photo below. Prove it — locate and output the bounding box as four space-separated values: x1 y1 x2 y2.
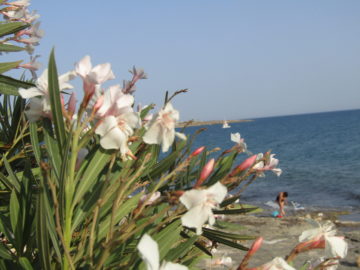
24 1 360 120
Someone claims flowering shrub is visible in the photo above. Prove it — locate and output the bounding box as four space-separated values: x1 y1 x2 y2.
0 1 347 270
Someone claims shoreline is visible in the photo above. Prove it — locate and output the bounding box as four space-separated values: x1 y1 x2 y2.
201 208 360 269
177 119 253 128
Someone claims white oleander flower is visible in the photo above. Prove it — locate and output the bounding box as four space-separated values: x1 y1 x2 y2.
75 55 115 97
253 153 282 176
299 220 348 259
261 257 295 270
95 114 140 158
95 84 140 158
180 182 227 235
19 69 75 121
230 132 247 151
137 234 188 270
96 85 135 117
143 103 186 152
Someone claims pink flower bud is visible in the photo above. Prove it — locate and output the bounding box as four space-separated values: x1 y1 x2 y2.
189 146 205 158
248 237 263 256
94 95 104 112
60 94 65 107
195 158 215 187
68 92 76 116
229 154 257 177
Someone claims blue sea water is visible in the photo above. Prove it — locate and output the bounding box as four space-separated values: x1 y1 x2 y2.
182 109 360 217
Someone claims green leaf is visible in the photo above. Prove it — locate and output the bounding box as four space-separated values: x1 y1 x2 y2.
152 219 182 260
207 150 238 186
0 243 12 260
29 123 41 165
202 230 249 251
0 214 14 246
19 257 33 270
220 195 240 208
97 193 142 240
202 227 255 241
48 48 66 150
0 43 25 52
73 147 111 205
165 235 198 261
214 220 246 231
36 183 52 270
43 119 61 181
0 22 29 37
0 74 35 88
213 207 259 215
0 172 13 190
9 190 22 250
3 158 20 193
0 60 23 74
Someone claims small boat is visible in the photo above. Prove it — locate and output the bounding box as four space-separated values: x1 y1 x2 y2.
222 120 231 128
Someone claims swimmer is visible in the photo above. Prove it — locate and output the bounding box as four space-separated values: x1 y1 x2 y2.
276 192 288 216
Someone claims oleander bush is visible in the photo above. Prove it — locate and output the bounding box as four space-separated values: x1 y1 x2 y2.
0 1 347 270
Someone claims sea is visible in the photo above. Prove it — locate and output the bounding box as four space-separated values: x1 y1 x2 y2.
182 109 360 220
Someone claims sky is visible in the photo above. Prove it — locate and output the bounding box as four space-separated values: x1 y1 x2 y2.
13 1 360 121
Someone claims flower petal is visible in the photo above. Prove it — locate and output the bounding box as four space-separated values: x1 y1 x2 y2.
137 234 160 270
88 63 115 84
299 228 321 242
143 123 163 145
180 189 207 210
231 132 241 144
325 236 348 258
161 128 175 152
19 87 44 98
75 55 92 78
206 182 227 204
181 204 212 235
95 116 127 152
24 97 44 122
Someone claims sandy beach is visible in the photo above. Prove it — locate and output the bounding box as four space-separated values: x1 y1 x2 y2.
200 210 360 269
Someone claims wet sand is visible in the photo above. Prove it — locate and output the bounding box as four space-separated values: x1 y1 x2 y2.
201 210 360 269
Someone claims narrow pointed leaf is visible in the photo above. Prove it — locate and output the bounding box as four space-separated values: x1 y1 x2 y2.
73 147 111 205
0 22 28 37
0 243 12 260
202 227 256 241
19 257 33 270
0 172 13 190
48 49 66 150
213 207 259 215
29 123 41 165
97 193 142 240
9 190 22 250
0 74 35 88
0 43 24 52
165 235 198 261
153 219 182 260
202 230 248 251
0 60 23 74
43 119 61 181
36 185 52 270
3 158 20 192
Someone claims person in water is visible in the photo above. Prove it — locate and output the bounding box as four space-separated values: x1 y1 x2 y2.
276 192 288 217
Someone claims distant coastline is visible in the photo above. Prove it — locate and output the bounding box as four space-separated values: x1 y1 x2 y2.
177 119 253 127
